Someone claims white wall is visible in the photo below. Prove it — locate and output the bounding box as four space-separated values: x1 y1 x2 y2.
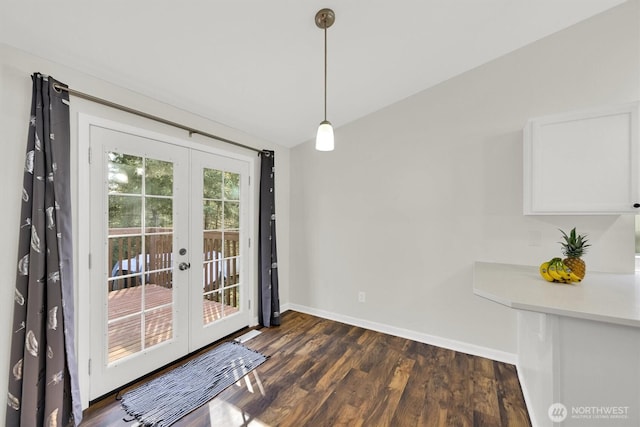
290 1 640 357
0 43 291 418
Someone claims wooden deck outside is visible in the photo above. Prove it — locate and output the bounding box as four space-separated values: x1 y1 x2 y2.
108 229 239 291
108 284 238 362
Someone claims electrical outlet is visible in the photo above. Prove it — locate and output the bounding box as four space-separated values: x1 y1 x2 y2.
358 291 366 303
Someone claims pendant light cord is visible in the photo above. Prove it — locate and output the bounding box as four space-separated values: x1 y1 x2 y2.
323 24 328 122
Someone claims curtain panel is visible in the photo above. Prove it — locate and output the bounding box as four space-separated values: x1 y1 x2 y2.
6 73 82 427
258 151 280 327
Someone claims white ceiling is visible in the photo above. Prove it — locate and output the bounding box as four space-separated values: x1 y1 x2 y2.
1 0 627 147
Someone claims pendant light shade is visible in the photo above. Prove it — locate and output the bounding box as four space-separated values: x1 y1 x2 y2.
316 120 334 151
315 8 335 151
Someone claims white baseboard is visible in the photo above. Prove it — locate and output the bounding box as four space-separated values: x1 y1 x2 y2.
281 303 516 365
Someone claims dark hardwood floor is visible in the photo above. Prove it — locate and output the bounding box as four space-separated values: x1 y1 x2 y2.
81 311 531 426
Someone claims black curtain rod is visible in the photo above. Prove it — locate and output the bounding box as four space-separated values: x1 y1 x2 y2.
52 83 262 154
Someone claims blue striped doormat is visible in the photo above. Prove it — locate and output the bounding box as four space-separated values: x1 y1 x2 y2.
121 342 267 426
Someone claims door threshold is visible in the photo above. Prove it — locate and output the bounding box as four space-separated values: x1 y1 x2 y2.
234 329 262 343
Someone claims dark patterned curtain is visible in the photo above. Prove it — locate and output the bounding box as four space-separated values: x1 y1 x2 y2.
6 73 82 426
258 150 280 327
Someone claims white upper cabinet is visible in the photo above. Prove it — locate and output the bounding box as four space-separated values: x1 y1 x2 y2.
524 102 639 215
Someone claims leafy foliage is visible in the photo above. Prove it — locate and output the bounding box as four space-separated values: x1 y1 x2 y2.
107 153 240 259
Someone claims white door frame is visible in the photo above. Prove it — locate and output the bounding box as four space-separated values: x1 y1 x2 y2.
76 113 256 407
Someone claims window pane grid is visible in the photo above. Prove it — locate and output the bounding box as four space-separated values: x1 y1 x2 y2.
202 168 241 326
107 152 175 363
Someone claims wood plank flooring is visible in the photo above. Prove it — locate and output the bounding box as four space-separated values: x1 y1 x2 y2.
80 311 531 426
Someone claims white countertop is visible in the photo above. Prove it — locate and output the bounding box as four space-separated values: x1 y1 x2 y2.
473 262 640 327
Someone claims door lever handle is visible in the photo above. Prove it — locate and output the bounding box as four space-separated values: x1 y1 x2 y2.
178 262 191 271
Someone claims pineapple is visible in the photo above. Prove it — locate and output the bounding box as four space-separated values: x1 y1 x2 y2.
559 228 590 280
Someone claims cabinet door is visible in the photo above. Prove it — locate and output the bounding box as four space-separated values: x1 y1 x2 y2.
524 103 639 215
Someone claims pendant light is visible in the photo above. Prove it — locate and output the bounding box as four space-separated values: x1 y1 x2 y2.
315 8 335 151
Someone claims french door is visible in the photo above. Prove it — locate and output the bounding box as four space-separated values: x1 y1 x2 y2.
189 153 251 350
87 123 252 399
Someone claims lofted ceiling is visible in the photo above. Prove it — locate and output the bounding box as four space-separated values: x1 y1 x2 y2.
1 0 627 147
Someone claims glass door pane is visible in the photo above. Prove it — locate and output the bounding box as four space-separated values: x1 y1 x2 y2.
107 152 175 363
202 169 241 325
